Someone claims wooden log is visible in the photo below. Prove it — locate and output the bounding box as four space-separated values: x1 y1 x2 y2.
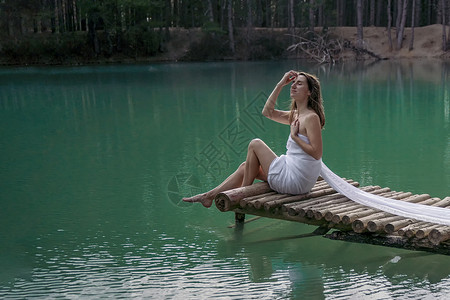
392 192 414 198
322 191 396 217
367 195 436 234
367 215 401 232
381 197 444 233
240 192 277 208
397 198 450 237
323 189 399 222
397 198 449 237
430 197 450 208
384 219 415 234
310 185 379 212
281 193 326 213
398 221 428 237
295 184 389 221
331 207 368 224
352 212 392 233
235 177 341 213
341 191 410 225
264 188 337 212
413 197 444 206
282 180 362 211
324 203 366 221
215 182 273 212
283 189 344 216
307 194 352 212
401 194 432 203
311 180 334 189
312 196 357 220
429 227 450 245
292 185 363 217
416 224 442 239
273 187 339 213
355 193 433 233
285 193 349 216
265 180 359 212
253 193 292 210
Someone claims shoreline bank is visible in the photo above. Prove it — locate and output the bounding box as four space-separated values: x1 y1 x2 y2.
1 25 449 67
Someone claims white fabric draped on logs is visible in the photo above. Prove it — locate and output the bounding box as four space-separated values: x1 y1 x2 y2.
320 162 450 226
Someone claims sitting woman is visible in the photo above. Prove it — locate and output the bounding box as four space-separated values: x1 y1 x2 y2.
183 70 325 208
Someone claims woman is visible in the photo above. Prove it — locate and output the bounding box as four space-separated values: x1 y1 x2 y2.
183 70 325 208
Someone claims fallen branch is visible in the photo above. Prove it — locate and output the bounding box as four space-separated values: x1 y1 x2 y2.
287 31 383 63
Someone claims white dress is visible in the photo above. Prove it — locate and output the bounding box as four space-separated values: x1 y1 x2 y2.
267 133 322 195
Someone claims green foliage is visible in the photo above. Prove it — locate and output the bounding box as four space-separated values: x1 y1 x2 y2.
122 26 161 57
0 33 90 64
202 22 226 35
182 32 231 61
247 36 286 60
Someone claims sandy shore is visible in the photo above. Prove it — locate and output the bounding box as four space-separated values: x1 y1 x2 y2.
331 24 449 59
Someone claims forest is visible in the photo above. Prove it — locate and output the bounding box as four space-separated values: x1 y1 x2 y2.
0 0 449 65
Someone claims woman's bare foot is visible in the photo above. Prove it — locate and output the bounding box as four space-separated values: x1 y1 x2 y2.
182 192 215 208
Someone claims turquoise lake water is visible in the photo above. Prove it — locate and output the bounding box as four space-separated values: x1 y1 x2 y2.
0 60 449 299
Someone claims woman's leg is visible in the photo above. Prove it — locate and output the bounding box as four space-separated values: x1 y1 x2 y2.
183 138 277 208
182 162 246 208
242 138 277 186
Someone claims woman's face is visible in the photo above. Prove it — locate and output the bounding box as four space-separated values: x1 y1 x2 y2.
290 75 311 100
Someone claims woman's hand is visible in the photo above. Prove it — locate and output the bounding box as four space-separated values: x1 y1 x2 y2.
278 70 298 87
290 118 299 138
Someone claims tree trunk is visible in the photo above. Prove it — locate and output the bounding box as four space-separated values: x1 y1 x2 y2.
427 0 433 25
337 0 346 26
72 0 78 31
415 0 421 27
88 17 100 56
395 0 402 33
164 0 171 46
356 0 363 48
336 0 340 26
442 0 447 51
318 2 323 27
247 0 252 28
376 0 382 26
396 0 408 50
309 0 315 33
54 0 60 33
288 0 295 43
264 0 270 28
409 0 416 51
227 0 235 53
61 0 67 32
387 0 393 51
288 0 294 29
369 0 375 26
207 0 214 23
448 6 450 46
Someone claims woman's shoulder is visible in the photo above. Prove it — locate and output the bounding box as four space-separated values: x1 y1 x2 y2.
304 110 320 121
302 111 321 129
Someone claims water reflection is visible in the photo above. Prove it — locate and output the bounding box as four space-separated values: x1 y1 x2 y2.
218 219 450 299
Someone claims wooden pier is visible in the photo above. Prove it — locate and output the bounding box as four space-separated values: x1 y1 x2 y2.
214 178 450 255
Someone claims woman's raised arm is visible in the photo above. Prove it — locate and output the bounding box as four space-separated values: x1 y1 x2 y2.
262 71 297 125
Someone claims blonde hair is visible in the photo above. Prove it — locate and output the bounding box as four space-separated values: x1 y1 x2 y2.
288 72 325 129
